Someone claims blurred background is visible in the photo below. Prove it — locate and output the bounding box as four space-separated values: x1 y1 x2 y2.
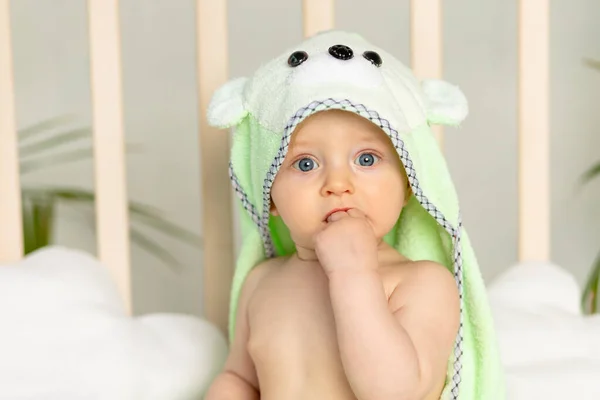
9 0 600 318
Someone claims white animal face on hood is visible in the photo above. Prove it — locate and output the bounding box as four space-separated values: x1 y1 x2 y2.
208 30 468 134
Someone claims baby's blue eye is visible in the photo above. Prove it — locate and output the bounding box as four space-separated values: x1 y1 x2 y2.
293 157 318 172
355 153 379 166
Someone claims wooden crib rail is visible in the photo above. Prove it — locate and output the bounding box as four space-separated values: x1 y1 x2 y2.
303 0 334 38
197 0 234 335
518 0 550 262
88 0 132 315
410 0 443 148
0 0 24 263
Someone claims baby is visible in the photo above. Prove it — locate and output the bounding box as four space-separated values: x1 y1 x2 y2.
205 108 460 400
204 30 505 400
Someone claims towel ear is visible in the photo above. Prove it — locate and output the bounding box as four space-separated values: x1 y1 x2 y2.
421 79 468 127
207 77 249 128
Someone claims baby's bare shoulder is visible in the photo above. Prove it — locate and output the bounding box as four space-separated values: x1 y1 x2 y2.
253 256 288 275
390 260 459 309
244 256 288 293
397 259 455 287
413 260 456 286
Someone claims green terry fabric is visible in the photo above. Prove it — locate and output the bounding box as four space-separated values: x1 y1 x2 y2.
207 30 505 400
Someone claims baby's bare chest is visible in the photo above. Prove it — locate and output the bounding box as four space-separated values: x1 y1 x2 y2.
247 263 402 354
250 265 335 337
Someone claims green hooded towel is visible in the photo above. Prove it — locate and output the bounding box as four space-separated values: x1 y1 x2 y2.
207 30 505 400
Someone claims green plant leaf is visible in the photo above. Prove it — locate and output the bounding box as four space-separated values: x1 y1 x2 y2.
21 186 202 247
20 148 95 173
580 161 600 187
22 200 37 255
17 114 196 270
128 209 202 246
32 199 54 249
25 187 161 215
18 114 78 142
20 194 56 254
584 58 600 72
19 128 91 158
19 144 143 174
581 252 600 314
52 188 199 246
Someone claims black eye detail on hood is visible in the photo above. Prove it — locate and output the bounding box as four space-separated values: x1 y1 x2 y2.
363 51 382 67
288 51 308 67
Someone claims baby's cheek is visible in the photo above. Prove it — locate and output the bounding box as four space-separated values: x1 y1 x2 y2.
280 200 309 231
370 187 404 230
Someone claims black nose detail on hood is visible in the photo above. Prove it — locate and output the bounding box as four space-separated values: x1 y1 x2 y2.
328 45 354 60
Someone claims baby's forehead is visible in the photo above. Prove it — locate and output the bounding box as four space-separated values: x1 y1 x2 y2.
290 110 390 145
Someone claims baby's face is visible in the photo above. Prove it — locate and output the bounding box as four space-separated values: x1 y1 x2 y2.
270 109 409 250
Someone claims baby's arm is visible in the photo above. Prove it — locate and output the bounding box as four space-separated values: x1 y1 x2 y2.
204 267 263 400
327 261 460 400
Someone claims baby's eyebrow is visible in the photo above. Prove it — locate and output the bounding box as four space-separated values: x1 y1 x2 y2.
359 135 387 144
349 134 390 148
286 144 312 156
289 140 311 149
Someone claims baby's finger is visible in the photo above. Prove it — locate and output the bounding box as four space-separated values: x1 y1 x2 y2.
346 208 366 219
327 210 349 223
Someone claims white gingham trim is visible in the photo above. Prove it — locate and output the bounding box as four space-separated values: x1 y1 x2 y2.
229 99 465 398
229 162 261 228
450 214 464 399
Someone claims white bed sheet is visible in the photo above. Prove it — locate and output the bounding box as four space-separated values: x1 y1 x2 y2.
488 261 600 399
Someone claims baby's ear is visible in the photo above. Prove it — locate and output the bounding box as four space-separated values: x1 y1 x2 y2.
207 77 249 128
421 79 468 127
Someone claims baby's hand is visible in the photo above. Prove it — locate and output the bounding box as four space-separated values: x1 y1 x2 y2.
314 208 378 276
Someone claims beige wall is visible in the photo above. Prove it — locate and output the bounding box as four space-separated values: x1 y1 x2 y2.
10 0 600 318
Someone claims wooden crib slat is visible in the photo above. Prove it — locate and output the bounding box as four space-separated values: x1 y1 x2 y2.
302 0 334 38
410 0 444 148
197 0 234 335
87 0 132 313
518 0 550 262
0 0 24 263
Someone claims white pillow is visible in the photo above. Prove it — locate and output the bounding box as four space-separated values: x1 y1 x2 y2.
0 246 228 400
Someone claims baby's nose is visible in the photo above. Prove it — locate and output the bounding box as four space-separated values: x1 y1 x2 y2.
328 44 354 61
322 168 355 196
